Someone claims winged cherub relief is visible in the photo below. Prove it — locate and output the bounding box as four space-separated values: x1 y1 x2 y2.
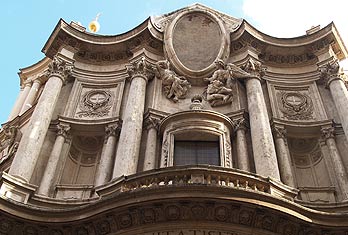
155 60 191 102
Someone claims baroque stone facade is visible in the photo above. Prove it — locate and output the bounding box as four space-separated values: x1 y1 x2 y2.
1 4 348 234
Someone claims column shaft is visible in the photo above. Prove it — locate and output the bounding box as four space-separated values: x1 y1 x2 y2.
323 129 348 199
37 126 68 196
236 128 250 172
113 76 147 178
143 127 157 171
95 125 118 186
273 128 296 187
9 75 64 182
246 77 280 180
20 80 42 114
329 80 348 142
8 83 31 119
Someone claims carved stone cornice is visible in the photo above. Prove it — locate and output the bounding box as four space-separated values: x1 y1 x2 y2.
46 55 73 81
321 127 335 140
126 57 155 82
56 123 70 139
319 59 345 87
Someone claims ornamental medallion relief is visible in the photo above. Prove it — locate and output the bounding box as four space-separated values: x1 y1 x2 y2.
164 10 229 79
278 91 313 120
75 89 114 119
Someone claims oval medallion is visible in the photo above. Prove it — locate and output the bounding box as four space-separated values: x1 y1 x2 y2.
165 10 229 79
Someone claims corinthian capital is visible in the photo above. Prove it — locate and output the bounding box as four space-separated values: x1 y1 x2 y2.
319 60 345 87
47 56 74 81
272 126 287 140
56 123 71 139
321 127 335 140
241 58 266 79
126 57 155 82
105 122 122 139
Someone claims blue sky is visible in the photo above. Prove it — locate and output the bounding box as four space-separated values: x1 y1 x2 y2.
1 0 347 125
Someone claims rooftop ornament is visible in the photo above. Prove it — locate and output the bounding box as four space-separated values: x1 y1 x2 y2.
88 13 101 33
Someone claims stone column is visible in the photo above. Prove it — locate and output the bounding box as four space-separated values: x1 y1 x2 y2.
112 57 154 179
243 58 281 180
95 123 121 187
9 56 73 182
37 123 70 196
19 79 42 115
143 117 160 171
8 81 32 120
234 118 250 172
320 60 348 142
273 126 296 187
321 127 348 199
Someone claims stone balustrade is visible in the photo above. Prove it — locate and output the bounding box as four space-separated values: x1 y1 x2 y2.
97 165 298 201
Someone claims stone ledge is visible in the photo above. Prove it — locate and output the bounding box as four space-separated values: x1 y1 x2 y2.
0 172 37 204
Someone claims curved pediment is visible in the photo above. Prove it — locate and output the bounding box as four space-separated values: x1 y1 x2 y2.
42 3 347 73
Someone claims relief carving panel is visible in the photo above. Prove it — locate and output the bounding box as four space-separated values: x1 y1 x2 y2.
70 84 122 120
278 91 313 120
268 84 324 121
76 90 114 118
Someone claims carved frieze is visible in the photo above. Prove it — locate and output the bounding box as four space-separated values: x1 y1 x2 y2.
259 52 316 66
76 90 114 118
231 34 266 54
76 50 132 63
155 60 191 102
0 200 344 235
278 91 314 120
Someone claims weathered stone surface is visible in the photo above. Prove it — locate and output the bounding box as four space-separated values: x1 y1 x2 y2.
173 13 222 71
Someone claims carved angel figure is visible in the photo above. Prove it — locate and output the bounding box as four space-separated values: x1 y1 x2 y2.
203 60 235 106
155 60 191 102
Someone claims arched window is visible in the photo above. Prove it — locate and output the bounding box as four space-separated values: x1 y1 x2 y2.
159 111 233 168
